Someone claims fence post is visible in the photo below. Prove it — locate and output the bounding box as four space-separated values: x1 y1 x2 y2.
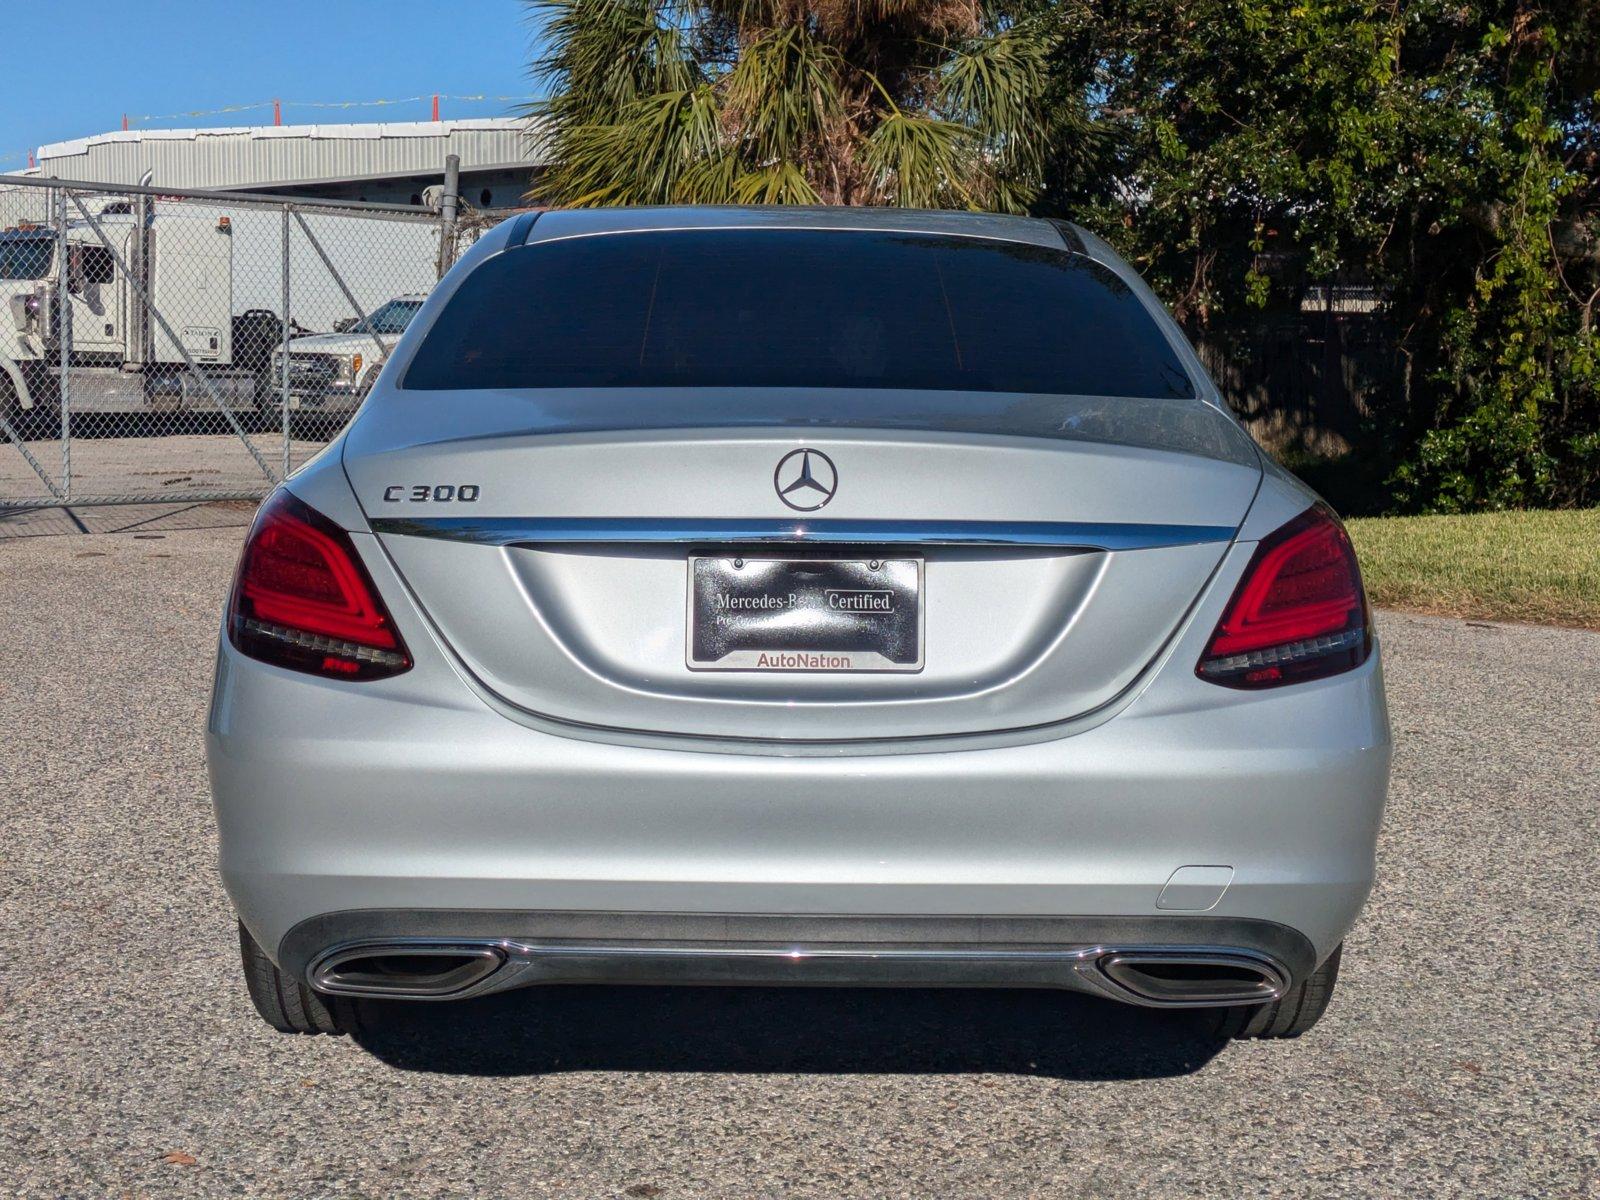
56 185 72 501
436 153 460 281
281 204 292 481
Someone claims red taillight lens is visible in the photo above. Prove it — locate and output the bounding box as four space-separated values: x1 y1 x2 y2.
228 490 411 680
1197 502 1369 689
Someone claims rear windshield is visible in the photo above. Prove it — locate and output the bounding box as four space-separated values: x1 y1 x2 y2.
402 229 1194 398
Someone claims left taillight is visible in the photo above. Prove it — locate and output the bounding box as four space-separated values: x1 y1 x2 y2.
228 489 412 680
1197 502 1370 690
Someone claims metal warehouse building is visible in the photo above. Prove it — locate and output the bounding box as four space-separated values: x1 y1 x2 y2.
28 117 543 206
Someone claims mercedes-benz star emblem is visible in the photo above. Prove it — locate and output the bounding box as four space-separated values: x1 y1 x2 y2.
773 448 838 512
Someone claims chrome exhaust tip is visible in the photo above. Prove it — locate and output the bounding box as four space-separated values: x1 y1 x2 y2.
1097 951 1288 1007
310 943 507 998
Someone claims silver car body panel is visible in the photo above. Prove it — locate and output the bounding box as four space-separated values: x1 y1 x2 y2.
207 206 1390 1001
348 425 1259 741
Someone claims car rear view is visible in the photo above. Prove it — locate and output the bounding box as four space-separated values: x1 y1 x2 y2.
207 207 1389 1041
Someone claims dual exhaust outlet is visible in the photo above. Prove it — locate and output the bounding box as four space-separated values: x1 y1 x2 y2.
308 940 1289 1009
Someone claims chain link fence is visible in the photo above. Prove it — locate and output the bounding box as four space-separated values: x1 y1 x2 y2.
0 175 465 510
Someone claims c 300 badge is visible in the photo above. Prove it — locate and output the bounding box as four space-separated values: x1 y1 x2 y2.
381 483 481 502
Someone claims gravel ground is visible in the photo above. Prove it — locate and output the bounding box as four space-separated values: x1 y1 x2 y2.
1 527 1596 1199
1 428 327 509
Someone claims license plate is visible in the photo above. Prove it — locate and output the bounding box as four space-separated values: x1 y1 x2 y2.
687 556 923 672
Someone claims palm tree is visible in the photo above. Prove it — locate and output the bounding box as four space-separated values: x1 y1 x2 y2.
523 0 1055 210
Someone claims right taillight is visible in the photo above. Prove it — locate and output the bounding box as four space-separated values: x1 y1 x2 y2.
1197 502 1370 689
228 489 411 681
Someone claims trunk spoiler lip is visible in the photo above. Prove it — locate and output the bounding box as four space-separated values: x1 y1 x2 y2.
366 516 1236 552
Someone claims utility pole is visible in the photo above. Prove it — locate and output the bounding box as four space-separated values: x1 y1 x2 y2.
436 153 460 280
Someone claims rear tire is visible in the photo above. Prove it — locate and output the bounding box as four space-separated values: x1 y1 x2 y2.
237 921 355 1035
1209 943 1342 1039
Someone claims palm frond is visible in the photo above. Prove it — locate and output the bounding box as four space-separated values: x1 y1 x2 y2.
727 161 823 204
935 22 1052 211
723 25 845 164
526 0 712 203
937 24 1048 141
674 152 745 203
526 0 700 119
546 85 725 205
672 146 821 205
863 110 979 207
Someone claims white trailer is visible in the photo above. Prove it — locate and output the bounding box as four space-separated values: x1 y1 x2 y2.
227 204 439 331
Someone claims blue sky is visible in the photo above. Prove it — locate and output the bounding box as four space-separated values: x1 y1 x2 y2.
1 0 542 170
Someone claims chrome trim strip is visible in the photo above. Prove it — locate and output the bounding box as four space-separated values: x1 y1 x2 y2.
368 516 1235 551
510 943 1101 962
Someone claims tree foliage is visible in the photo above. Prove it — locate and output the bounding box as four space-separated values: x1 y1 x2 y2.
1031 0 1600 511
523 0 1060 209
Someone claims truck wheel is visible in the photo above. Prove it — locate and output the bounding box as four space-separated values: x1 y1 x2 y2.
251 372 285 434
238 921 355 1035
1209 943 1342 1039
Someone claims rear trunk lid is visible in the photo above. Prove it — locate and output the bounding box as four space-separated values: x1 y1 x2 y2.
342 390 1260 742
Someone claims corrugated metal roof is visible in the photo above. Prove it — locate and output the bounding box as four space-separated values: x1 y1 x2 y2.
33 118 546 190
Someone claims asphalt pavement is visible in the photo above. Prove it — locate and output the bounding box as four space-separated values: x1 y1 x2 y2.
1 527 1596 1198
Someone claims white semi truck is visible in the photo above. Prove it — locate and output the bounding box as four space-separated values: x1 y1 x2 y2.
2 200 264 429
1 193 439 434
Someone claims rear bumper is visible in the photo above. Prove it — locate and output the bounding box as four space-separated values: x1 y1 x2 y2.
208 617 1391 994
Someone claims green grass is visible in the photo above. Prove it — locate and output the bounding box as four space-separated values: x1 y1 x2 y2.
1346 507 1600 629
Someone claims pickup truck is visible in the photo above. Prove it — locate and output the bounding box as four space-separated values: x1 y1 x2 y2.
269 294 426 422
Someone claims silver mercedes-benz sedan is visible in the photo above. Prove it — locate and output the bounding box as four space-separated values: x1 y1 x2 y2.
208 206 1389 1041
